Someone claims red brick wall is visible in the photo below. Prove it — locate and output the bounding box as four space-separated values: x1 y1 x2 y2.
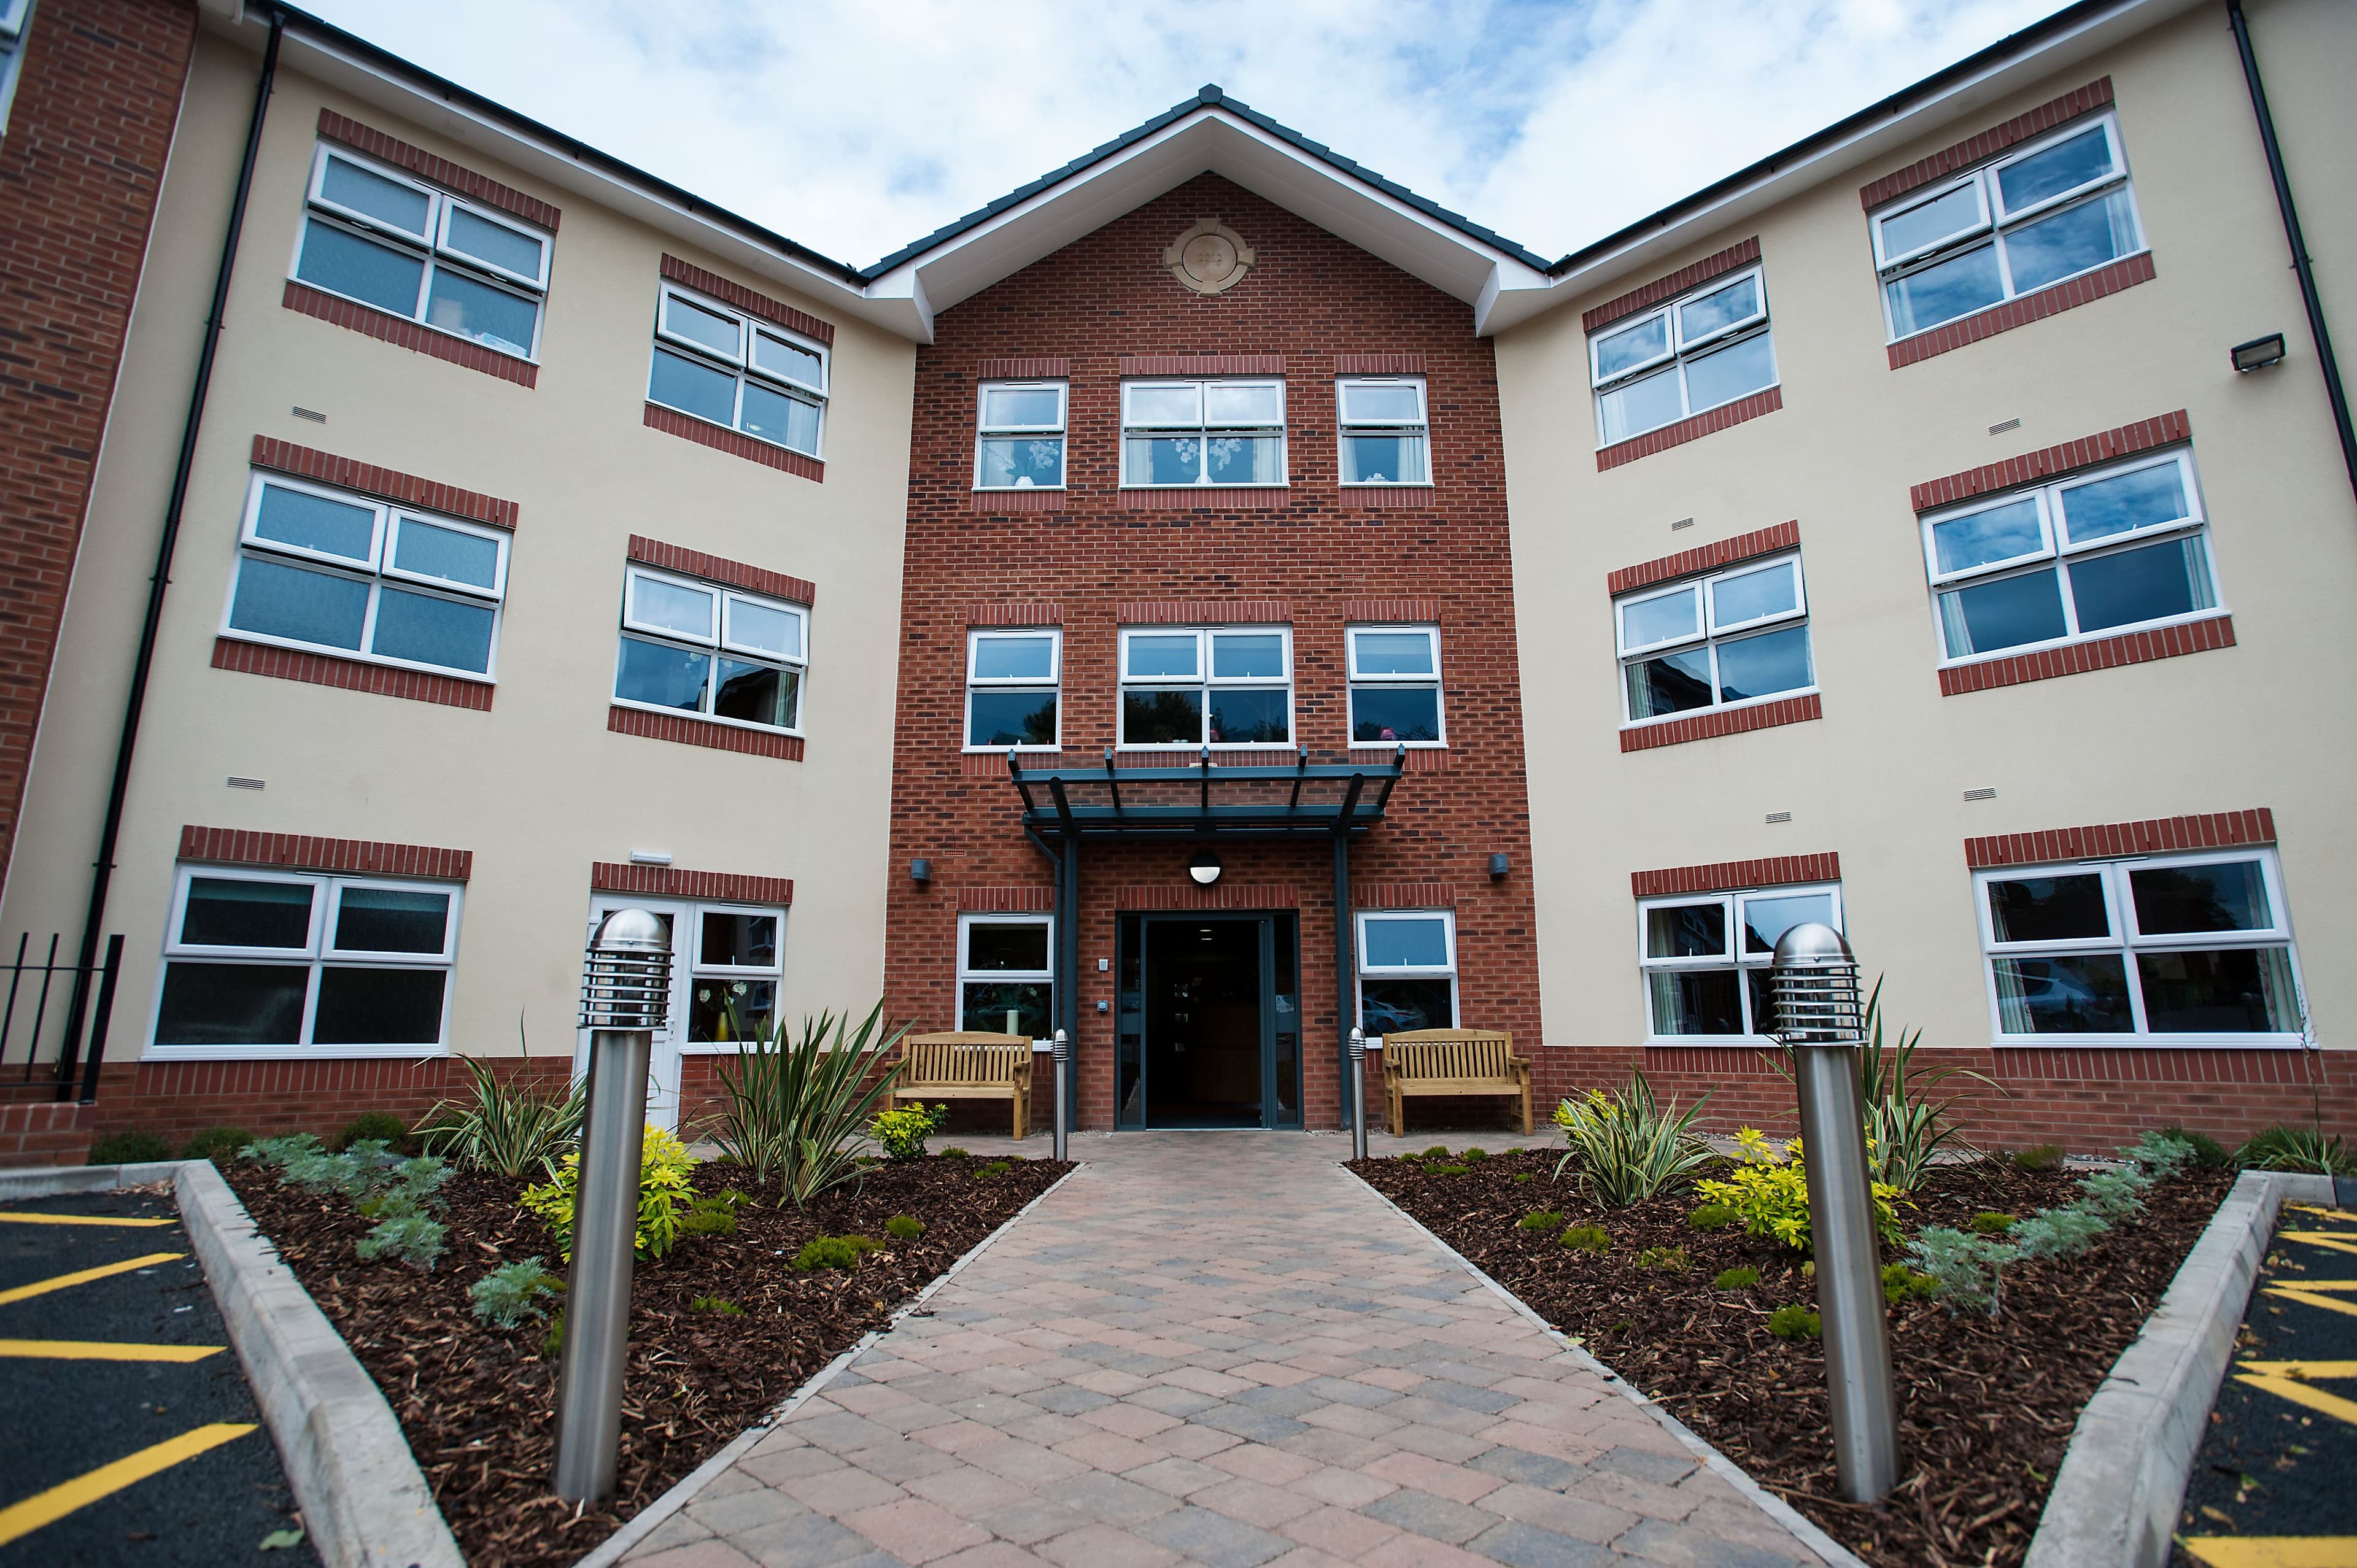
0 1099 96 1167
0 0 196 889
882 173 1541 1130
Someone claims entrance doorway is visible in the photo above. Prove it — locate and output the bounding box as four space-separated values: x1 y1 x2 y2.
1117 912 1300 1129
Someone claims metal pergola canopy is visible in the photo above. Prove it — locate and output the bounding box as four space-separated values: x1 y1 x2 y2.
1010 747 1405 840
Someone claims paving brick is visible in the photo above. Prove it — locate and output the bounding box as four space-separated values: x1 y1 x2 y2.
1464 1521 1619 1568
1134 1504 1296 1568
1365 1488 1508 1546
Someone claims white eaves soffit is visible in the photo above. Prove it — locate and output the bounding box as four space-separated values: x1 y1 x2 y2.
861 109 1555 340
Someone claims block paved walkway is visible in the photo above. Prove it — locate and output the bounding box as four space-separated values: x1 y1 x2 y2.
626 1133 1833 1568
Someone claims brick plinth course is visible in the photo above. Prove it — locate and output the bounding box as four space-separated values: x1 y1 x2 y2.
621 1133 1835 1568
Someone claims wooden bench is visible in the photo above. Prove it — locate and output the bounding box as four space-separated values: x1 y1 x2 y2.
892 1031 1034 1140
1379 1029 1533 1137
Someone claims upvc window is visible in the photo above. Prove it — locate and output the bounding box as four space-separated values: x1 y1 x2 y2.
959 914 1052 1039
613 566 807 733
1921 450 2217 663
224 472 508 679
1357 911 1457 1035
0 0 34 142
1121 379 1285 487
293 144 550 360
1639 884 1841 1040
975 382 1067 490
1873 114 2145 341
966 629 1061 749
1337 378 1429 485
648 283 828 459
1347 626 1444 745
1590 267 1776 446
1617 553 1811 724
1118 627 1291 747
1975 851 2301 1043
152 865 460 1054
686 903 784 1046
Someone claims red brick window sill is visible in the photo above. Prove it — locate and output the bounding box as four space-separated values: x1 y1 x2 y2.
282 281 538 387
972 489 1066 512
1938 614 2234 695
643 404 824 482
1117 487 1287 512
1621 691 1819 752
1887 253 2155 369
608 703 803 760
1597 387 1781 472
213 636 494 711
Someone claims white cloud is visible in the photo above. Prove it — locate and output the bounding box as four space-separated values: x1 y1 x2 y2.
296 0 2067 268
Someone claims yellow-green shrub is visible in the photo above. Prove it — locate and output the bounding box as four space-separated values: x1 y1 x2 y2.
1692 1127 1900 1254
521 1124 697 1261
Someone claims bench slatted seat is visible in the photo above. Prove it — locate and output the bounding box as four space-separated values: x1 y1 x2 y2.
1379 1029 1533 1137
893 1031 1033 1140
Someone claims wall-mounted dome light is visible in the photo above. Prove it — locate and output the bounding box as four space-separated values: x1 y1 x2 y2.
1187 848 1223 887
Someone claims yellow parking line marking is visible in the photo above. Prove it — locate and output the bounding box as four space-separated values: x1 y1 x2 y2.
2267 1280 2357 1293
2266 1286 2357 1319
2281 1232 2357 1257
0 1252 184 1306
2241 1362 2357 1380
2287 1206 2357 1223
2236 1372 2357 1427
0 1212 172 1227
0 1340 221 1363
2181 1539 2357 1567
0 1423 254 1547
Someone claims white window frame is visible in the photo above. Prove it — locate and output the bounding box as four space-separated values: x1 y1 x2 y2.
648 281 830 460
681 901 788 1053
964 628 1062 752
957 913 1055 1043
1919 449 2221 668
1973 849 2304 1047
1336 377 1431 488
1345 624 1446 747
292 144 551 360
1615 551 1813 728
222 471 509 681
1119 378 1288 489
1355 910 1460 1033
148 864 462 1060
0 0 36 142
1587 265 1777 448
1871 112 2146 344
1115 625 1294 751
1637 883 1844 1043
613 565 810 736
973 380 1069 491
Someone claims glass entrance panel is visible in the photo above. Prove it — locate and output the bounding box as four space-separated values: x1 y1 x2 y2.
1117 913 1296 1129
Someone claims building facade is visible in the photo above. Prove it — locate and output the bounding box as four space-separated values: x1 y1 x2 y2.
0 0 2349 1160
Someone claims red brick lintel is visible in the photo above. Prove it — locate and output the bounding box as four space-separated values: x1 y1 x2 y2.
659 255 835 347
627 535 816 607
975 357 1070 379
317 109 561 231
956 886 1058 913
180 824 473 881
1609 521 1798 598
967 603 1063 627
1116 599 1291 625
1114 884 1300 911
1859 79 2114 211
1912 411 2191 512
249 436 519 530
590 862 794 905
1584 238 1762 334
1632 852 1840 898
1119 355 1283 376
1597 388 1781 472
1964 808 2274 871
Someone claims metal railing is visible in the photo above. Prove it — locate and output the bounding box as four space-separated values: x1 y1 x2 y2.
2 933 123 1103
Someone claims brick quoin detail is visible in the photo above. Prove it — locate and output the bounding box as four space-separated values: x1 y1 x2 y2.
1622 692 1820 752
1859 79 2115 210
1632 852 1841 898
0 0 198 889
1114 884 1302 911
607 705 804 760
179 824 473 881
968 603 1063 627
976 357 1069 379
1118 354 1285 375
1912 411 2192 511
213 636 495 711
1358 883 1457 910
1117 598 1291 625
1887 253 2156 369
957 886 1057 913
1940 615 2234 695
627 535 816 606
1597 387 1781 471
973 489 1066 512
590 862 794 905
283 281 538 387
643 403 823 481
657 254 834 346
1608 521 1800 597
1333 353 1426 374
1964 808 2274 871
1583 238 1762 333
249 436 519 528
317 109 562 230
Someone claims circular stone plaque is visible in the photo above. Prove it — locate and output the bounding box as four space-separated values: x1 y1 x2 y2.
1164 217 1255 295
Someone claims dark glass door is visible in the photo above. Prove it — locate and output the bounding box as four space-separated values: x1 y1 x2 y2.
1120 913 1299 1130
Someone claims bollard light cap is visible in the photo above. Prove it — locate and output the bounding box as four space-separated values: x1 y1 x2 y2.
1770 921 1854 969
592 907 671 954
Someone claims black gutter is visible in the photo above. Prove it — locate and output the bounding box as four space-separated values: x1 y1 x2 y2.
53 12 284 1100
2227 0 2357 506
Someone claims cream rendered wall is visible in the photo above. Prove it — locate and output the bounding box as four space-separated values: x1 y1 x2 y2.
0 34 915 1062
1495 2 2357 1054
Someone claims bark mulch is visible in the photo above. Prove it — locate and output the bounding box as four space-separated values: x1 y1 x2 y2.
225 1152 1070 1568
1353 1148 2232 1568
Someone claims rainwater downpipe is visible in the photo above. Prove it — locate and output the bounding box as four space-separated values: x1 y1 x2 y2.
2227 0 2357 507
54 11 283 1093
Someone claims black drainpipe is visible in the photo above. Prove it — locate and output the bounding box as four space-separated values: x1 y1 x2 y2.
2227 0 2357 506
53 10 284 1095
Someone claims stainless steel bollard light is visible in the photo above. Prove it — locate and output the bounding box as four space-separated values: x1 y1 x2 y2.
1770 922 1900 1505
1348 1027 1369 1161
1051 1028 1070 1162
555 907 673 1504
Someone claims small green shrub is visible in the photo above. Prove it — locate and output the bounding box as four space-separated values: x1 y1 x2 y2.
2154 1125 2233 1171
2013 1143 2065 1172
794 1235 882 1272
88 1129 173 1166
2237 1124 2356 1176
1003 1154 1026 1163
1767 1304 1821 1339
939 1146 970 1159
677 1198 738 1238
869 1102 950 1161
1461 1148 1489 1162
2075 1168 2151 1219
1511 1172 1533 1184
542 1308 564 1358
179 1126 253 1165
2010 1206 2110 1260
355 1210 447 1270
1635 1245 1692 1272
1517 1210 1565 1231
416 1046 583 1178
1686 1203 1737 1232
1713 1266 1760 1291
1907 1227 2013 1316
1421 1145 1452 1160
1559 1224 1611 1255
1428 1163 1471 1176
691 1296 743 1315
1970 1211 2015 1235
885 1214 925 1241
470 1257 562 1329
1882 1263 1938 1303
977 1160 1012 1177
520 1124 697 1262
331 1111 414 1154
1550 1072 1715 1206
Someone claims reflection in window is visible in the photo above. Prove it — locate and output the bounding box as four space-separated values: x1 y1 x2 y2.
1617 554 1813 724
1638 885 1839 1038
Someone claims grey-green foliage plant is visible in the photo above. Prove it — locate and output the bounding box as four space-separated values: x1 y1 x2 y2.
355 1211 446 1269
415 1022 586 1178
1549 1071 1715 1206
244 1136 452 1271
470 1257 563 1329
708 1001 908 1207
2076 1167 2152 1219
1906 1227 2013 1316
2009 1206 2110 1261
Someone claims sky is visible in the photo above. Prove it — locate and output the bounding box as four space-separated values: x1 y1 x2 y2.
298 0 2074 271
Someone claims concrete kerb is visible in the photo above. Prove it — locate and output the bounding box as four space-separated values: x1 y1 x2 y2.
0 1158 463 1568
2024 1167 2336 1568
1348 1165 1868 1568
569 1159 1086 1568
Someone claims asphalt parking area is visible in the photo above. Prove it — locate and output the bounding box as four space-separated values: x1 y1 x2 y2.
0 1184 317 1567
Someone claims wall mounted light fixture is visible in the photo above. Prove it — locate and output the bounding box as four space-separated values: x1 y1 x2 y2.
908 858 933 884
1188 848 1223 887
2231 333 2288 373
1488 853 1511 879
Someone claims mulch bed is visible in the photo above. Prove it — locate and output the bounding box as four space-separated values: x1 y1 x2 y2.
226 1152 1070 1568
1353 1148 2233 1568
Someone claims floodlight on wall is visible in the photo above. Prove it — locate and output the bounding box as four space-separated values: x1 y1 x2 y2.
908 858 933 884
1188 848 1223 887
1488 854 1511 880
2231 333 2288 373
